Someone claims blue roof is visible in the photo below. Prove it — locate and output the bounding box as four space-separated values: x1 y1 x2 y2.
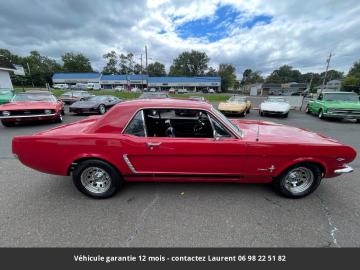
128 74 149 80
52 73 101 79
148 76 221 83
100 74 128 81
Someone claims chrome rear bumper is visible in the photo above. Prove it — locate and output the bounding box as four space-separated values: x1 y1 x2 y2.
334 165 354 174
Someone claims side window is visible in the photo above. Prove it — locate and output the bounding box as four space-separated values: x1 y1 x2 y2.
210 116 231 138
124 111 146 137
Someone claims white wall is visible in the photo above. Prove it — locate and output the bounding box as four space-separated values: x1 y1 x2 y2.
0 70 13 89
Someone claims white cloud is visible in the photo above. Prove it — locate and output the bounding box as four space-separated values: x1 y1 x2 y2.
1 0 360 77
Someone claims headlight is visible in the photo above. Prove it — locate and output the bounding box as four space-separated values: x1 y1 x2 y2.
44 109 52 114
2 111 10 116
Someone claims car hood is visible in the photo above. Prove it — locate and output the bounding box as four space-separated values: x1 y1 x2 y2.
260 102 290 110
323 101 360 109
0 101 57 110
218 102 247 110
230 119 341 145
70 101 98 108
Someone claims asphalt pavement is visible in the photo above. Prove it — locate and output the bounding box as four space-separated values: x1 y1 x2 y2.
0 107 360 247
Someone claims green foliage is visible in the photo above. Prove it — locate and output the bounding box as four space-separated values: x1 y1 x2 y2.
241 69 264 85
266 65 302 83
169 50 209 76
102 51 118 74
218 64 236 92
146 62 166 76
342 60 360 92
206 67 218 76
62 52 93 73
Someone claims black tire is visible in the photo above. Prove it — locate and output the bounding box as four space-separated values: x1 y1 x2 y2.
61 109 65 116
246 108 250 114
305 106 311 114
318 109 324 119
55 113 63 123
1 120 15 127
99 104 106 115
272 163 322 198
72 159 122 199
283 113 288 118
259 110 264 116
240 111 246 117
356 119 360 123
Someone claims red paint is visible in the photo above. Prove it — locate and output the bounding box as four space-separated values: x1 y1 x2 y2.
12 99 357 183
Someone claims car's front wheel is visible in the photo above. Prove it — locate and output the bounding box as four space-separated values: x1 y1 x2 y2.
72 159 123 199
305 106 311 114
55 113 63 123
1 120 15 127
318 109 324 119
356 119 360 123
272 163 322 198
283 112 289 118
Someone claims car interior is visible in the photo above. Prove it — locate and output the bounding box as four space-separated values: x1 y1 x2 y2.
124 108 233 138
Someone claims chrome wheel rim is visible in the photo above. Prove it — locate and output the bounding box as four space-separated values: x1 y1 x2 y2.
318 110 323 118
99 105 106 114
284 167 314 194
59 114 63 121
80 167 111 194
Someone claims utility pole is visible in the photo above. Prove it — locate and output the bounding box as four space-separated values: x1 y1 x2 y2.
321 52 332 92
145 45 148 74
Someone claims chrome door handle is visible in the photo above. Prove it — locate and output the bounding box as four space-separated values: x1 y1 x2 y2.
146 142 162 147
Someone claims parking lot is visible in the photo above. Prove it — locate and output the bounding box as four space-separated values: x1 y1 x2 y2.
0 105 360 247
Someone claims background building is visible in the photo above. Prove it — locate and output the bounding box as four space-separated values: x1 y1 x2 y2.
52 73 101 85
0 55 16 89
147 76 221 91
52 73 221 91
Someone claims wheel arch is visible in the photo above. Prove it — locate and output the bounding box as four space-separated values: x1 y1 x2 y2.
67 156 123 176
274 159 326 179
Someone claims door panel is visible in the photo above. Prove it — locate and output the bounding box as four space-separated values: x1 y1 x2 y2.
144 137 247 177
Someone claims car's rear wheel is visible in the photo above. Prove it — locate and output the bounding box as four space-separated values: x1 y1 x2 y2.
99 104 106 115
259 110 264 116
246 108 251 114
1 120 14 127
72 159 122 199
272 163 322 198
356 119 360 123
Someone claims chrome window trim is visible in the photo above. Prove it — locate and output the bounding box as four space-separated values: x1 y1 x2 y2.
121 107 241 139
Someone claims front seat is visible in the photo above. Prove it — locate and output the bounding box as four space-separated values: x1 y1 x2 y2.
164 119 175 137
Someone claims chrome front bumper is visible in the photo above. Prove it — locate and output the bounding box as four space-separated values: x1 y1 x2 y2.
334 165 354 174
0 114 56 119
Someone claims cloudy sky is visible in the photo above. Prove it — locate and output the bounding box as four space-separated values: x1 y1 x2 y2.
1 0 360 77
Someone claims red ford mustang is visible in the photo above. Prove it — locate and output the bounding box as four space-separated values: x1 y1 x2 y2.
12 99 356 199
0 91 64 127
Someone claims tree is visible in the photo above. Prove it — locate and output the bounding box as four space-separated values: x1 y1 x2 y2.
118 53 135 74
102 50 118 74
218 64 236 92
266 65 301 83
342 60 360 92
206 67 218 76
62 52 93 72
169 50 209 76
146 62 166 76
133 63 143 74
241 69 264 85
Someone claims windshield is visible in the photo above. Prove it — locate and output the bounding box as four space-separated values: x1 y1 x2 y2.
228 96 246 103
267 98 286 102
211 107 243 138
140 93 168 99
324 93 359 102
88 96 108 101
62 91 83 97
0 89 13 95
12 93 57 102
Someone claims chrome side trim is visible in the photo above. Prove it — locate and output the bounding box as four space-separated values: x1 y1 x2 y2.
0 113 56 119
123 154 137 174
334 165 353 174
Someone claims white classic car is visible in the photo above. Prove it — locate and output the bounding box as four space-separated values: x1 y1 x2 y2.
259 97 291 118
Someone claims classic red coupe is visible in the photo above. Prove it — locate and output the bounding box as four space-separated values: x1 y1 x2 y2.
12 99 356 199
0 91 64 127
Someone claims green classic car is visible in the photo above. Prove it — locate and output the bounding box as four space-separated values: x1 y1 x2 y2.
306 91 360 122
0 89 15 104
